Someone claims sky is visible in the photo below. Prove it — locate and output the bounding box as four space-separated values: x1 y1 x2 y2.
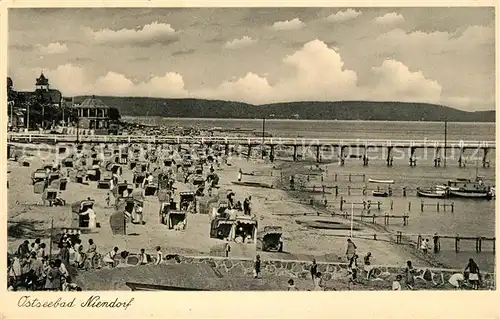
7 7 496 111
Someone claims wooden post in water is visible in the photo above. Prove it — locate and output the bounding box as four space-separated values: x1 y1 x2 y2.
455 235 460 252
444 121 447 168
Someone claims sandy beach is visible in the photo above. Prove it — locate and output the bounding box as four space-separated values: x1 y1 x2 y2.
8 141 472 273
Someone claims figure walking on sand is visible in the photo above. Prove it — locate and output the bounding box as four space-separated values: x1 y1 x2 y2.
346 238 357 262
238 168 242 182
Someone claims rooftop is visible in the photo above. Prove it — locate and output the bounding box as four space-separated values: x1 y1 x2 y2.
79 96 111 109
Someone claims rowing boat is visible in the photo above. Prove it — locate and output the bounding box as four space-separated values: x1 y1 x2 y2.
416 188 447 198
368 178 394 184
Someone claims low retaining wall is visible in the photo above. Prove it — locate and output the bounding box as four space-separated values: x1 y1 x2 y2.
113 254 495 289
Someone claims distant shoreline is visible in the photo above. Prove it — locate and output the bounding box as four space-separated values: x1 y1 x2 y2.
122 116 496 125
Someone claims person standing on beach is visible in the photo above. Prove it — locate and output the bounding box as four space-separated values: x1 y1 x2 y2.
433 234 440 253
243 198 250 215
346 238 357 262
310 258 318 281
420 238 428 254
58 242 70 268
105 193 111 207
139 248 148 265
253 255 261 278
464 258 481 290
87 239 97 269
155 246 163 265
364 252 373 280
238 168 242 182
404 260 415 290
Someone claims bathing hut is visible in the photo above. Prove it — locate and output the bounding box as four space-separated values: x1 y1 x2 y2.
113 182 133 198
256 226 283 252
31 169 48 185
42 188 62 206
133 171 146 186
209 211 258 242
86 166 101 181
70 200 95 228
98 171 113 189
159 202 187 230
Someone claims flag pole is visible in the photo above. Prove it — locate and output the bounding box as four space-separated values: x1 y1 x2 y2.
350 202 354 238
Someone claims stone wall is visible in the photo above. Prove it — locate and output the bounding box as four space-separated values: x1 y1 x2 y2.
115 254 495 289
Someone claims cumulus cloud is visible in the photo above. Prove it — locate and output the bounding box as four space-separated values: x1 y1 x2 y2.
371 59 442 103
374 12 405 25
200 39 358 104
37 42 68 54
375 25 494 55
41 64 188 98
224 36 257 49
327 9 362 22
272 18 305 30
88 21 178 46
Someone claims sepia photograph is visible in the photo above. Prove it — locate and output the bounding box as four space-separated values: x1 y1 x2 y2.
5 6 496 294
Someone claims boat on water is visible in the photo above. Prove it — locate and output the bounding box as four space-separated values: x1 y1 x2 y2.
372 191 389 197
435 177 493 200
416 188 447 199
368 178 394 184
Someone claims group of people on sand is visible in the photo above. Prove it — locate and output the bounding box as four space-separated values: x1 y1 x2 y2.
7 237 82 291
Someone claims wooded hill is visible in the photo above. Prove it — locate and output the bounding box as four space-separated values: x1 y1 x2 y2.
73 96 495 122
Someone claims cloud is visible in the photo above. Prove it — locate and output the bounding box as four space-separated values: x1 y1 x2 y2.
272 18 305 30
38 42 68 54
374 12 405 25
327 9 362 22
88 21 178 46
200 39 358 104
224 36 257 49
40 64 188 98
374 25 494 57
371 59 442 103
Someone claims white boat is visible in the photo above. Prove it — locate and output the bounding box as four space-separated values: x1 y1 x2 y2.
368 178 394 184
416 188 447 198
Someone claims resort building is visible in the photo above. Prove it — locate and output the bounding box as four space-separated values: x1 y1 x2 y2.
74 96 121 135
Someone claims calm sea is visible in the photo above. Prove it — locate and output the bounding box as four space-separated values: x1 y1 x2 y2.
124 117 495 142
127 117 496 268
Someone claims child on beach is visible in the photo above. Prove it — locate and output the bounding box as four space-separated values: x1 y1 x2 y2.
155 246 163 265
139 248 148 265
287 279 299 291
404 260 415 290
105 193 111 207
392 275 402 290
253 255 261 278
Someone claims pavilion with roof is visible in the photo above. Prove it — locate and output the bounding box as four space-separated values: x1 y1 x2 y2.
75 96 114 131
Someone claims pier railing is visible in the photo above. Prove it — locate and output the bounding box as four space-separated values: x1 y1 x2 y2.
7 132 495 149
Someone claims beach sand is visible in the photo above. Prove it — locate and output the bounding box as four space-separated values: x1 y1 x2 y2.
8 145 451 273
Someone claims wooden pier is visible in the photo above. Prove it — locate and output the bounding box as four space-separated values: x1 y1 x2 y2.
8 133 495 168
